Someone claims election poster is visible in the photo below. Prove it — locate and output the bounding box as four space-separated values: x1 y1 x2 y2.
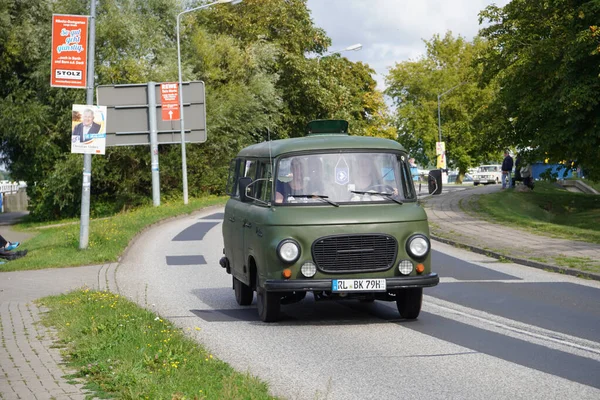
71 105 107 155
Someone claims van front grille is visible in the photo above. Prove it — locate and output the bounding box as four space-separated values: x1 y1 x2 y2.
312 234 397 273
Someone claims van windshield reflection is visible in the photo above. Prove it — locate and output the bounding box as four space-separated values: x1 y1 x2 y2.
274 152 413 205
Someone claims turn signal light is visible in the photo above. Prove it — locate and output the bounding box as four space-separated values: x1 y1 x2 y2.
282 269 292 279
416 263 425 274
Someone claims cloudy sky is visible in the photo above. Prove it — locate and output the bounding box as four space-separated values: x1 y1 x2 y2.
305 0 511 90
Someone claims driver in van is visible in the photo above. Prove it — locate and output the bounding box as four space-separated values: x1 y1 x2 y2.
353 157 379 191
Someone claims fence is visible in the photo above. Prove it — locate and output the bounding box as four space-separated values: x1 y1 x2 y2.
0 182 29 212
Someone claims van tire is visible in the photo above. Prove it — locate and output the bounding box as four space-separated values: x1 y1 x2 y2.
257 286 280 322
396 288 422 319
233 276 253 306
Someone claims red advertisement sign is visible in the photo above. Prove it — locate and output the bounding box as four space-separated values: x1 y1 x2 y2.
161 82 180 121
51 14 89 89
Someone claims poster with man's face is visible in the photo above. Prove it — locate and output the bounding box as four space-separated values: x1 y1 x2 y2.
71 104 107 155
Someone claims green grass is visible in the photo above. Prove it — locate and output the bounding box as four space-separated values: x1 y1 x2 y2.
37 289 278 400
2 196 227 272
474 181 600 244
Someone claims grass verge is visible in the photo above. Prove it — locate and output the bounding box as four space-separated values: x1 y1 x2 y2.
473 181 600 244
37 289 277 399
2 196 227 272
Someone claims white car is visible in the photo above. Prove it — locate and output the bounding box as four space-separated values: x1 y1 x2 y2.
473 165 502 185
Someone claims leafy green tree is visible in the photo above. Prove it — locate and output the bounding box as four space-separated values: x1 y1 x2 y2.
478 0 600 180
1 0 394 221
386 32 496 181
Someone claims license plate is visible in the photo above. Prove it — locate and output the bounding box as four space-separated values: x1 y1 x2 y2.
332 279 386 292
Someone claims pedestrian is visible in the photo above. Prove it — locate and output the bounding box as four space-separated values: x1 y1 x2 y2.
512 153 522 188
501 150 513 189
409 158 419 183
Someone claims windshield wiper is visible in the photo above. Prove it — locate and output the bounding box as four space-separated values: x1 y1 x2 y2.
288 194 339 207
350 190 403 205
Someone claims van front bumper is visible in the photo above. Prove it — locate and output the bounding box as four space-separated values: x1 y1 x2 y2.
264 273 439 292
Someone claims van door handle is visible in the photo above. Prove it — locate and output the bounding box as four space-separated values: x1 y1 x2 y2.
243 220 252 228
228 216 235 222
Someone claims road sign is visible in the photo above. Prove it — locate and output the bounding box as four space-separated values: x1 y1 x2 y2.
51 14 89 89
97 81 206 146
160 82 180 121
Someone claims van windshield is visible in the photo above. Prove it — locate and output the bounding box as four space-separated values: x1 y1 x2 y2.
274 152 415 204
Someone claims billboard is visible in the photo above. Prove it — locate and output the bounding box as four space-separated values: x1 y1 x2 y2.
51 14 89 89
71 105 107 154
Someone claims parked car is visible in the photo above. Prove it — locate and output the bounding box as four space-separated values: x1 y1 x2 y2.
221 119 440 322
473 165 502 185
448 173 473 184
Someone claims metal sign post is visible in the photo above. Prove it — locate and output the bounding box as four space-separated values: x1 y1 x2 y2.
79 0 96 249
148 82 160 206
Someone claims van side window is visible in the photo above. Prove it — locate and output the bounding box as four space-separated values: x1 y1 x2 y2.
400 159 416 200
257 161 273 202
244 159 259 197
225 159 239 196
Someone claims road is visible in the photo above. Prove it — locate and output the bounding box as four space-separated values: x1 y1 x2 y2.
115 207 600 400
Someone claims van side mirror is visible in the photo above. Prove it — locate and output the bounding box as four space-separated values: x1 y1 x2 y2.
428 169 443 195
238 177 252 202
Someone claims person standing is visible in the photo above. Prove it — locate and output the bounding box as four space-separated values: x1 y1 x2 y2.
512 153 522 188
501 150 514 189
72 108 101 142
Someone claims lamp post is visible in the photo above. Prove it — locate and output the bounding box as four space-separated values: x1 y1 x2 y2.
437 82 467 144
177 0 242 204
316 43 362 63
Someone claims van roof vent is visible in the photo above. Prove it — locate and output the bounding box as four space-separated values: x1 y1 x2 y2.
305 120 349 136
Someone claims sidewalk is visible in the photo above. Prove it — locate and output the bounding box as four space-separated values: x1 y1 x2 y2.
421 184 600 280
0 211 119 399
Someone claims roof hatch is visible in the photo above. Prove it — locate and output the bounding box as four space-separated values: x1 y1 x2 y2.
305 120 349 136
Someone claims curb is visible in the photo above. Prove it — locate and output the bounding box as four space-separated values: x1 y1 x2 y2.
431 235 600 282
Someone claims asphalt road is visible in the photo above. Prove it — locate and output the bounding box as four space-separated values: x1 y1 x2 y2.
115 207 600 400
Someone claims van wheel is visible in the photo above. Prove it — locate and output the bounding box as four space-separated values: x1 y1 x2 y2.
233 276 253 306
396 288 422 319
256 286 280 322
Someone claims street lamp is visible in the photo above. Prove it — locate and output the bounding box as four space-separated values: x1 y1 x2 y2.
177 0 242 204
437 81 467 144
317 43 362 63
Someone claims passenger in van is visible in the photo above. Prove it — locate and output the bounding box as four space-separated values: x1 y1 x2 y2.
275 158 308 203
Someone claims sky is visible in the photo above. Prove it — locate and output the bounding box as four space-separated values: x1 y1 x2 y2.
305 0 511 91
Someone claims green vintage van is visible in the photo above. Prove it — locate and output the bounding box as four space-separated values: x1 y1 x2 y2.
220 120 440 322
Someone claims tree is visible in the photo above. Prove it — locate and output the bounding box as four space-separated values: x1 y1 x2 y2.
0 0 394 220
478 0 600 180
386 32 497 181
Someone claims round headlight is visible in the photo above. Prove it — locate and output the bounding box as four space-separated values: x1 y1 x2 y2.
301 261 317 277
277 239 300 263
407 235 430 259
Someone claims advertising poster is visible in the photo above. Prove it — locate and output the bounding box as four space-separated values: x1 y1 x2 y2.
436 141 446 169
51 14 89 88
71 105 107 155
160 82 180 121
